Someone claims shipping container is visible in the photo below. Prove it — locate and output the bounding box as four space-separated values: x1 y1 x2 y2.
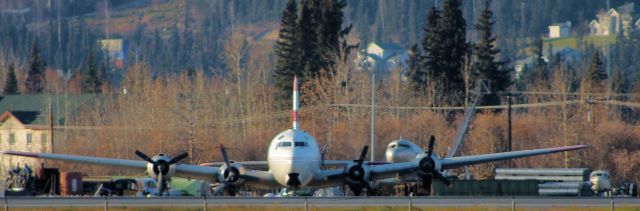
432 180 538 196
60 172 83 196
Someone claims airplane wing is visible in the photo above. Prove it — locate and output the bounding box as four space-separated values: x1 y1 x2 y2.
440 145 588 169
311 144 588 185
199 160 353 167
0 151 219 181
308 169 345 188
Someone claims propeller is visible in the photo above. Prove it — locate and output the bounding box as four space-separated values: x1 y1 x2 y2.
213 144 241 196
135 150 189 196
343 145 370 196
219 144 240 183
419 136 451 191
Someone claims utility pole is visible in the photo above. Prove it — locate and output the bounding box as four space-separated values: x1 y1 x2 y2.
49 103 54 153
563 86 569 168
105 0 110 40
507 93 513 168
370 68 376 162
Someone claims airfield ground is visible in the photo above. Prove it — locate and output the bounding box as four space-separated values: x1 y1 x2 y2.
2 196 640 211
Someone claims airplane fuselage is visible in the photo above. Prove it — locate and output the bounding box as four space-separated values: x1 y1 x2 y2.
267 129 321 188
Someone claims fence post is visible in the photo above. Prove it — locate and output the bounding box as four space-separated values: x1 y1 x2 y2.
408 195 413 211
4 197 8 211
305 196 309 211
611 194 614 211
512 195 515 211
203 195 208 211
104 196 108 211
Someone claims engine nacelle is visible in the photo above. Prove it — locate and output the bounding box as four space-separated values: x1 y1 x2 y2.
217 162 245 186
416 153 442 175
344 162 371 185
145 154 177 179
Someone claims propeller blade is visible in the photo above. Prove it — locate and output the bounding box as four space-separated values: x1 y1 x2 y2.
427 136 435 158
213 183 227 196
432 170 451 186
135 150 155 163
321 144 328 155
321 144 328 168
220 144 231 167
422 176 433 190
157 172 164 196
168 152 189 165
357 145 369 166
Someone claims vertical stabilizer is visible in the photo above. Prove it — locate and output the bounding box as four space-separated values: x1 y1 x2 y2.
292 76 299 130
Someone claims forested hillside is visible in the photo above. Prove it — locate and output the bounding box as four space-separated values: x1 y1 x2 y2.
1 0 638 76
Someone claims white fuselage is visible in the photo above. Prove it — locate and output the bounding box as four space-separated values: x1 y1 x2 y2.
385 139 423 163
267 129 321 188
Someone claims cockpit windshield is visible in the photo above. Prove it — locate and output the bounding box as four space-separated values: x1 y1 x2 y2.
277 142 292 148
294 141 307 147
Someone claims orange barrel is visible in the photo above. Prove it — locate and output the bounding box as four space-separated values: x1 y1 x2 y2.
60 172 83 196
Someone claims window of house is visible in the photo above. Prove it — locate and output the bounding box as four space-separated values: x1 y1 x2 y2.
26 133 32 145
9 133 15 145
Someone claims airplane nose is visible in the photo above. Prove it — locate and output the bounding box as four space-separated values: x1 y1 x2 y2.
286 173 301 188
386 148 401 162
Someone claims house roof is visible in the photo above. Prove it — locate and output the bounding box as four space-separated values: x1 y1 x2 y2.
10 111 40 124
0 94 96 126
370 42 405 51
549 21 571 26
617 2 635 14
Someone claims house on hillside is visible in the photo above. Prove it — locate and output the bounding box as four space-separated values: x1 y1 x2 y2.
355 42 408 76
589 3 637 36
98 39 127 69
0 95 95 178
548 22 571 38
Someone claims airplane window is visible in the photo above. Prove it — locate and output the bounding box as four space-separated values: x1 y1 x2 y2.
294 142 307 147
389 144 396 149
278 142 292 147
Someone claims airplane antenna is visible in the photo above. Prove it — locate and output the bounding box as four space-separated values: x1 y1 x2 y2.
292 75 299 130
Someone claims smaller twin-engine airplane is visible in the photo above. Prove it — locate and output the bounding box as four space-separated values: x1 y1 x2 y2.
1 76 588 196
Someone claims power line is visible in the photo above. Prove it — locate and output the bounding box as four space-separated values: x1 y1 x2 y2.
331 100 583 111
502 91 640 97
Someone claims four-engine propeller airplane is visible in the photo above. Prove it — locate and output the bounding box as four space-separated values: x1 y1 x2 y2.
0 76 588 196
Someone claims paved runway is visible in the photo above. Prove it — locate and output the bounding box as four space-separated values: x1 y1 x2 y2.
1 196 640 208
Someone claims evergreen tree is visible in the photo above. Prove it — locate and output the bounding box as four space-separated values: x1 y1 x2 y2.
413 7 443 93
438 0 468 103
406 44 423 91
472 1 511 106
297 0 321 78
3 63 19 95
273 0 300 108
25 42 45 94
587 50 607 88
532 38 548 82
315 0 354 71
82 47 101 93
